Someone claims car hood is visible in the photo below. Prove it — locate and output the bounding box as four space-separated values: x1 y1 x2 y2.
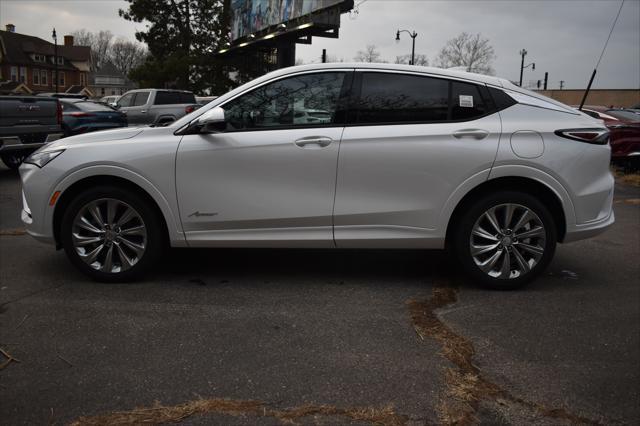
43 127 145 151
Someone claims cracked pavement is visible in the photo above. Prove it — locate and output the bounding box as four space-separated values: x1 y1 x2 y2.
1 163 639 425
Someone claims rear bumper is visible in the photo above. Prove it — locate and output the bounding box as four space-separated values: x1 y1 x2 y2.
0 133 64 152
563 209 615 243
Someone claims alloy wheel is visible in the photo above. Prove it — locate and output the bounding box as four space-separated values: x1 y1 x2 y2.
71 198 147 273
470 203 546 279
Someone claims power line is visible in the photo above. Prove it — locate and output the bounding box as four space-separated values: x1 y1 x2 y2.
595 0 625 69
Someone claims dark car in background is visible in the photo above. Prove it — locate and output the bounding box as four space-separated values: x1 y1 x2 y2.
576 105 640 170
60 99 127 137
0 95 63 169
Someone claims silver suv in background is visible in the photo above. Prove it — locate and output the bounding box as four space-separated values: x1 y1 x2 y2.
115 89 198 126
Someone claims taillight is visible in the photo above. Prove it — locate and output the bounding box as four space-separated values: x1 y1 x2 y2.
70 112 95 117
554 128 609 145
185 105 195 114
56 101 62 124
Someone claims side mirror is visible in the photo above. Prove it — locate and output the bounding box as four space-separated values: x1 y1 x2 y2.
196 106 226 133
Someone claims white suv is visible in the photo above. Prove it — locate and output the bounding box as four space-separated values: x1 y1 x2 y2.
19 63 614 289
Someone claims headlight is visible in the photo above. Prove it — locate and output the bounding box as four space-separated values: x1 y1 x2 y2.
23 149 65 168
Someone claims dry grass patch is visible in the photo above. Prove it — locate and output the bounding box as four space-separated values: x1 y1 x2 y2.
70 398 408 426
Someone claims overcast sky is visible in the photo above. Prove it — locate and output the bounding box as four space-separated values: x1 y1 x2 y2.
1 0 638 90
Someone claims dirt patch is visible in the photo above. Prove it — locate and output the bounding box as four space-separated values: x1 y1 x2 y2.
0 228 26 236
69 399 408 426
407 277 603 425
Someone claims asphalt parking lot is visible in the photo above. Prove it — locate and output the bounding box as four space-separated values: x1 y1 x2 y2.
1 163 638 425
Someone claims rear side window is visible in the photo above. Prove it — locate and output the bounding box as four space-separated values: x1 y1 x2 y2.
356 73 449 123
451 81 487 120
133 92 149 106
154 91 195 105
352 72 510 124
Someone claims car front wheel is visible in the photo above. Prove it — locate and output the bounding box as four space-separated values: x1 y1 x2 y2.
453 191 557 290
61 186 164 282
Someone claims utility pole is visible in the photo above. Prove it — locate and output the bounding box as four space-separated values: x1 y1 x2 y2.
543 72 548 90
52 28 58 93
519 49 535 87
396 29 418 65
559 80 565 90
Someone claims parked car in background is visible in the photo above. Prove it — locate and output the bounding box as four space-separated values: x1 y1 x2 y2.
37 93 88 100
115 89 198 126
99 95 121 108
575 105 640 169
60 99 127 137
195 96 218 105
20 63 614 289
0 95 63 169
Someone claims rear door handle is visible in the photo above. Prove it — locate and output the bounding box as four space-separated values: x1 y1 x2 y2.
453 129 489 140
294 136 333 149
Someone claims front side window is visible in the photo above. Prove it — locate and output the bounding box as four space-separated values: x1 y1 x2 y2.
223 72 347 131
117 93 134 107
355 73 449 124
133 92 150 106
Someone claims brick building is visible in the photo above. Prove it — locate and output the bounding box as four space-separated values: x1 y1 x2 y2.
0 24 92 95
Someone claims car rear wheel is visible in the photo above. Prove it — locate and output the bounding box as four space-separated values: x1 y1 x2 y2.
61 186 164 282
452 191 557 290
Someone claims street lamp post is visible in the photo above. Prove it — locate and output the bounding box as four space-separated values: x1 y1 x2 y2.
396 29 418 65
52 28 58 93
519 49 535 87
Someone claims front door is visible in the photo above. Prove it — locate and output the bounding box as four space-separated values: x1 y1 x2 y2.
176 71 352 247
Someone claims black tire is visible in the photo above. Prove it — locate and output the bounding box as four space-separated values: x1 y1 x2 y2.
452 191 557 290
1 152 30 169
60 185 165 282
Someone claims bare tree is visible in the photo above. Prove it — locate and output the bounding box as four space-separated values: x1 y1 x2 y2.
354 45 386 63
71 29 114 70
394 54 429 66
434 32 495 75
110 38 147 76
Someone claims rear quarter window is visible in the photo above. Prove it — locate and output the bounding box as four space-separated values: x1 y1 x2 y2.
451 81 488 120
155 92 195 105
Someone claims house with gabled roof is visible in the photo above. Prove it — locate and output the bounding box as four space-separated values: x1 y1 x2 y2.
0 23 92 94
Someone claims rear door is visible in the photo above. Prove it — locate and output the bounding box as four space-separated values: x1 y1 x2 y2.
333 71 502 247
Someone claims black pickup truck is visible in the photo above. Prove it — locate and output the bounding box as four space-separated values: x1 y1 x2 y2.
0 96 64 169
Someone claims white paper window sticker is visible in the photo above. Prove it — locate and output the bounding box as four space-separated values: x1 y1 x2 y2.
459 95 474 108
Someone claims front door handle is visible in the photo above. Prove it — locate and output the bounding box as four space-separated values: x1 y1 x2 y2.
453 129 489 140
140 110 147 114
294 136 333 149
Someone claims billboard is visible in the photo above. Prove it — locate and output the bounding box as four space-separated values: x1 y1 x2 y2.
231 0 345 42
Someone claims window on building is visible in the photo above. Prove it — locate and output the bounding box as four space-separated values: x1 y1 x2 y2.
34 54 46 62
101 88 105 96
59 72 65 87
40 70 48 86
33 69 40 85
111 90 116 95
19 67 27 83
10 66 18 82
57 57 64 65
